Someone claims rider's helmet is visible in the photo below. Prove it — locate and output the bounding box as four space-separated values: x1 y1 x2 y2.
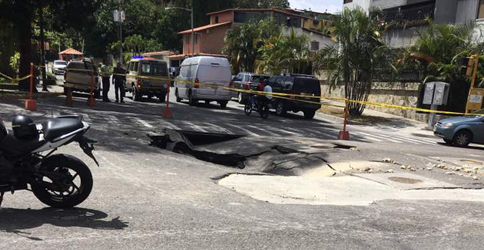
12 115 37 140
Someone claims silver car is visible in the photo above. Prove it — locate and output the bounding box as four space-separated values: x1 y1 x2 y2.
434 115 484 147
64 59 101 98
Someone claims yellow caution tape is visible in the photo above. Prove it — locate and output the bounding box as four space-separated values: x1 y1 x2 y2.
26 64 484 117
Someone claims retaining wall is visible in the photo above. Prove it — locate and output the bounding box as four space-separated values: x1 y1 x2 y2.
320 80 451 123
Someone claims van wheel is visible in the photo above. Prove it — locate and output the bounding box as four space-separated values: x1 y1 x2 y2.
219 101 228 109
175 88 182 102
276 101 287 116
133 87 141 101
188 91 197 106
303 110 316 120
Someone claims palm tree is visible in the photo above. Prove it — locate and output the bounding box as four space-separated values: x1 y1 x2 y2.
284 28 310 73
223 18 281 73
396 20 480 112
315 7 388 116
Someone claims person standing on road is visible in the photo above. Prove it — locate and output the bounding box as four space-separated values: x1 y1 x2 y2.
113 62 126 103
100 62 111 102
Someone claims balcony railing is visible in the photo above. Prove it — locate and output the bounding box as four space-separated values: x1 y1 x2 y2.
378 1 435 28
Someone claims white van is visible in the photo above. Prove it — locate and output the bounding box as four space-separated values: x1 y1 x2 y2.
175 56 232 108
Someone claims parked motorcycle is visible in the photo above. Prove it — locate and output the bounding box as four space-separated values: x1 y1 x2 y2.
244 95 270 119
0 115 98 208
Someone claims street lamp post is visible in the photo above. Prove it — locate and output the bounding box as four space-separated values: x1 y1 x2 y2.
166 0 194 56
114 0 125 65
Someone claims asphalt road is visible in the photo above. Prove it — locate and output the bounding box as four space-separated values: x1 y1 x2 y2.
1 88 484 249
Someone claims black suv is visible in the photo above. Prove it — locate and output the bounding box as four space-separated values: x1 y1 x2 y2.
267 74 321 119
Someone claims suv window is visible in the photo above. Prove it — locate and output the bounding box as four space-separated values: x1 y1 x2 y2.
294 77 321 95
283 77 294 91
273 77 284 91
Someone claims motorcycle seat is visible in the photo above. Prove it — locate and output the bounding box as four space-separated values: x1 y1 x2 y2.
43 117 84 141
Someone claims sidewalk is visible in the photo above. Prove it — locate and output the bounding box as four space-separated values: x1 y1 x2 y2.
318 100 434 139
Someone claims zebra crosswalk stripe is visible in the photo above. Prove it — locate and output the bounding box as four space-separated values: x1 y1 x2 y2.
224 123 260 137
355 132 383 142
204 122 233 134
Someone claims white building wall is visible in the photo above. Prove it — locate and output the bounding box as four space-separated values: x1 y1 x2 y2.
282 27 335 51
343 0 371 13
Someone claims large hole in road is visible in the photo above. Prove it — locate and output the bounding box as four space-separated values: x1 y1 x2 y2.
149 130 249 168
148 129 347 174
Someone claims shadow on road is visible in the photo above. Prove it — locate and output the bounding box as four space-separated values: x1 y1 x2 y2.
0 207 128 241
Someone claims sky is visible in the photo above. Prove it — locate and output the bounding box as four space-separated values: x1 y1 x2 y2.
289 0 342 14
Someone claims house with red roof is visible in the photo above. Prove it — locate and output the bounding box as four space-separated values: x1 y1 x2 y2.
172 8 335 63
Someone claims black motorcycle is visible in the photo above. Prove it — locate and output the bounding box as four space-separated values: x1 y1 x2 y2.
0 115 98 208
244 94 270 119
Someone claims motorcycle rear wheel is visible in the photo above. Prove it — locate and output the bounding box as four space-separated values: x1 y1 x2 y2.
244 102 252 116
32 155 93 208
259 103 269 119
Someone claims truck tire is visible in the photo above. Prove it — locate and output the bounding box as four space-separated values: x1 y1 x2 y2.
303 110 316 120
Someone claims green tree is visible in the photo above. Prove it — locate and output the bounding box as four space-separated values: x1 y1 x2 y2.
316 7 388 116
0 0 99 91
256 28 310 75
396 20 481 112
223 18 281 73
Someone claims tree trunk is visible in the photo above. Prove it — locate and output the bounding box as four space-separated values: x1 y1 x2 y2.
18 16 33 92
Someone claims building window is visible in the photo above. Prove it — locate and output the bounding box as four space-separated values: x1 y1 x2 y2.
311 41 320 51
478 0 484 19
195 34 198 44
343 0 353 4
215 16 219 23
185 35 189 45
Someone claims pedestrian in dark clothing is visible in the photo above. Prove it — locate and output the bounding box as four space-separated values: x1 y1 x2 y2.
100 63 111 102
113 62 126 103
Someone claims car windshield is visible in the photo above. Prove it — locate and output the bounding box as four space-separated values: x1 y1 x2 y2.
55 61 67 66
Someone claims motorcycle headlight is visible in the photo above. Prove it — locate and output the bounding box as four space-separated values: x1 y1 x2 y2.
441 123 454 128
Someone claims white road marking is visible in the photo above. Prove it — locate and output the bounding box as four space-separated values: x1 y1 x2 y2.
135 118 153 128
108 115 120 123
83 114 91 123
204 122 234 134
355 132 384 142
158 119 181 130
225 123 260 137
400 136 436 145
247 125 277 136
360 132 411 144
181 121 208 132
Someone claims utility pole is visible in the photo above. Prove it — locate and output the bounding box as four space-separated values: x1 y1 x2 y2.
191 0 194 56
40 7 47 91
118 0 123 66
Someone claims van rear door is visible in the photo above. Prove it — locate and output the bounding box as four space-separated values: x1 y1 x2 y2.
197 63 232 97
140 61 169 91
